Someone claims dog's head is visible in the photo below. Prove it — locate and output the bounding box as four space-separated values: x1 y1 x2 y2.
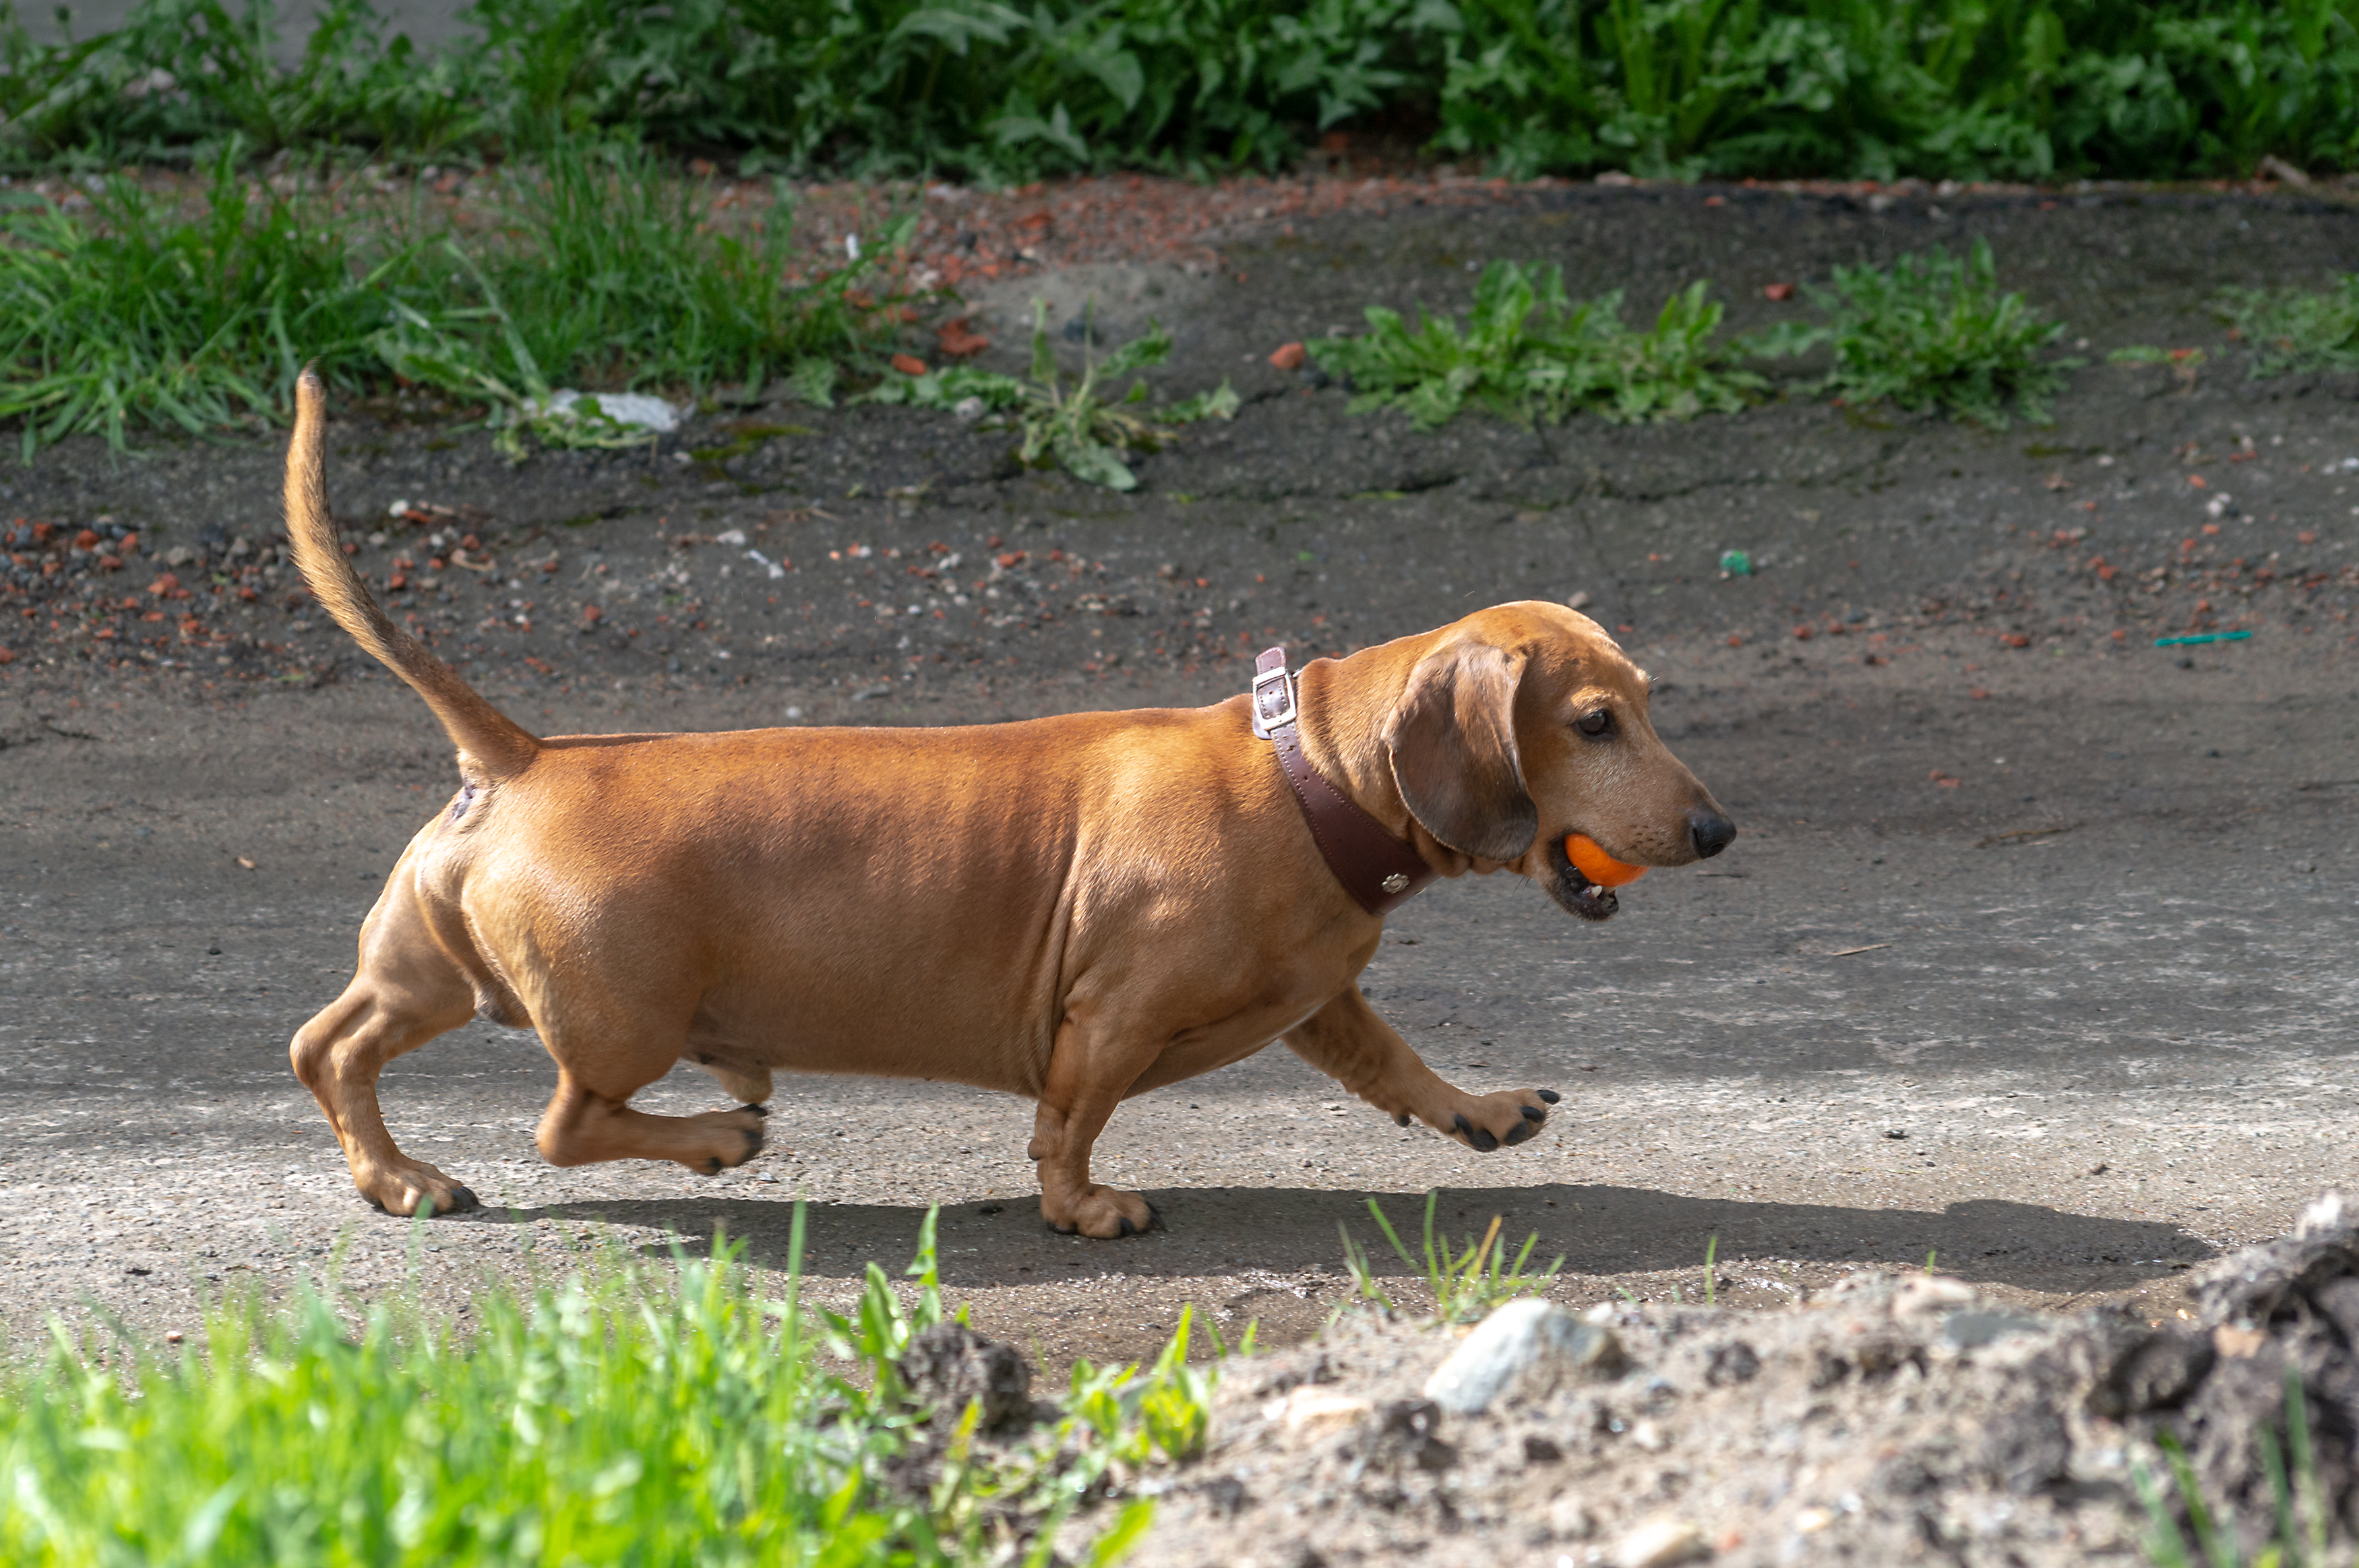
1380 601 1734 920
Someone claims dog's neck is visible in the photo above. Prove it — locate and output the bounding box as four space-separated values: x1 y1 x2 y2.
1293 647 1477 878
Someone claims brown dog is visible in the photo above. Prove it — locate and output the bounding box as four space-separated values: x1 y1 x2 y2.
282 371 1734 1234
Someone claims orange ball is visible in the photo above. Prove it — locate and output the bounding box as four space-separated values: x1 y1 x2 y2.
1565 833 1647 887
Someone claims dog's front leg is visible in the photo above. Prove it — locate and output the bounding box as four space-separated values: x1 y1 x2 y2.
1029 1013 1161 1238
1283 986 1560 1152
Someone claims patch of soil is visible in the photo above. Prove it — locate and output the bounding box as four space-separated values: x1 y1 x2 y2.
1124 1193 2359 1567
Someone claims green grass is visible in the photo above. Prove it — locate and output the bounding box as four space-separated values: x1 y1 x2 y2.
1310 261 1765 431
0 134 907 456
2217 275 2359 375
2135 1365 2331 1568
0 145 401 457
1339 1191 1565 1325
0 1209 1198 1566
1751 238 2075 427
5 0 2359 181
860 299 1236 489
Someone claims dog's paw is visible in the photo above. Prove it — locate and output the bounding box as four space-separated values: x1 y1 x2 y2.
1442 1089 1558 1152
683 1106 766 1175
359 1160 481 1217
1042 1185 1161 1240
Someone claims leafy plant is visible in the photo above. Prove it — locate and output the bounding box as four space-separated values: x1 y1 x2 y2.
11 0 2359 182
2134 1365 2331 1568
1311 259 1763 431
861 298 1236 489
2217 276 2359 376
0 1206 1194 1567
1341 1191 1564 1324
1749 238 2075 427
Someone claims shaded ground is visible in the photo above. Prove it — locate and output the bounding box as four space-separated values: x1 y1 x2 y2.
2 181 2356 1421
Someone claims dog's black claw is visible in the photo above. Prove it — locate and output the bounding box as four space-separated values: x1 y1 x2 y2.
1521 1104 1546 1122
1396 1111 1411 1127
1454 1113 1500 1153
1503 1121 1535 1146
1537 1089 1562 1104
1047 1220 1078 1237
1117 1216 1138 1237
446 1185 480 1212
741 1102 770 1117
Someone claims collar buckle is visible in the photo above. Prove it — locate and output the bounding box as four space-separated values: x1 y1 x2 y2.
1250 664 1297 738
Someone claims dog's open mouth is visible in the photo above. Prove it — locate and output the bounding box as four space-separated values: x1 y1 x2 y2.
1545 836 1620 922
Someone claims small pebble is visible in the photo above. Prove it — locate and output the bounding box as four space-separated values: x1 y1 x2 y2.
1615 1517 1707 1568
1548 1495 1596 1539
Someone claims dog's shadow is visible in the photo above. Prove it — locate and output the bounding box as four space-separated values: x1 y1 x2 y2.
472 1182 2210 1294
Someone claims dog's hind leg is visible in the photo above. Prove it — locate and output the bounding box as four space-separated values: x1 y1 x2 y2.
290 896 482 1217
1284 986 1560 1153
530 1001 767 1175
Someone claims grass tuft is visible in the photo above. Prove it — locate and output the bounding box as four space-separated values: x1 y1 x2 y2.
0 1206 1198 1566
1339 1191 1564 1325
2134 1365 2331 1568
2217 275 2359 377
1749 239 2075 428
0 133 907 457
0 143 398 458
1310 260 1764 431
861 298 1235 489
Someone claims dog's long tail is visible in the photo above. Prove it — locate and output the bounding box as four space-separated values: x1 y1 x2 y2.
284 367 541 782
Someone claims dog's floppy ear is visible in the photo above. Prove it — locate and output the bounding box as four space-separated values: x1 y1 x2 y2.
1383 640 1537 861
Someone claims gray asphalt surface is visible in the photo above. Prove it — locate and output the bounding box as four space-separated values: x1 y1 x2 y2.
2 186 2357 1371
4 625 2352 1366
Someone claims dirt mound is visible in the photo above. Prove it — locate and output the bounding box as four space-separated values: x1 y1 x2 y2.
1123 1193 2359 1567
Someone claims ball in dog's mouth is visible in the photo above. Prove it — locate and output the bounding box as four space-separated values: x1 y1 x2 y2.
1546 836 1621 921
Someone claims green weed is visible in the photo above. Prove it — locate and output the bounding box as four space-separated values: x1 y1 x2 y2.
1340 1191 1565 1325
2134 1365 2331 1568
0 1206 1194 1566
1311 260 1763 431
2217 276 2359 376
861 299 1235 490
1749 239 2074 427
1435 0 2359 183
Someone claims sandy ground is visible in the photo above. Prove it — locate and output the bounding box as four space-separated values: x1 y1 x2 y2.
2 185 2356 1395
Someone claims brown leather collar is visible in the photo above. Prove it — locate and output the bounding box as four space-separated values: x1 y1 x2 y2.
1251 646 1435 916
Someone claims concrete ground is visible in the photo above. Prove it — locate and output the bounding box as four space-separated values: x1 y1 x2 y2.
2 184 2357 1371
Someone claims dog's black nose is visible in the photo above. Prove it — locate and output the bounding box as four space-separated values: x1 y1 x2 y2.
1689 809 1736 859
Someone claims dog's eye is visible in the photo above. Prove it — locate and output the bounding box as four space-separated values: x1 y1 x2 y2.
1574 709 1614 737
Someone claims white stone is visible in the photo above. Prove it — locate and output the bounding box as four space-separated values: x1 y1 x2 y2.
1271 1386 1372 1438
1548 1495 1597 1539
531 389 681 433
1423 1298 1622 1416
1893 1273 1977 1319
1615 1517 1707 1568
